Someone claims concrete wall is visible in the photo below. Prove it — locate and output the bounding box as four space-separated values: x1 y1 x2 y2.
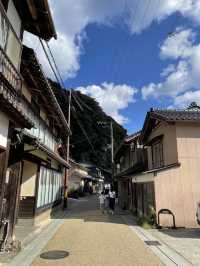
0 111 9 149
147 122 178 169
21 160 37 197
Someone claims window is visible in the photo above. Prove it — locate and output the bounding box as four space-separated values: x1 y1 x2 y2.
37 166 63 208
151 140 164 169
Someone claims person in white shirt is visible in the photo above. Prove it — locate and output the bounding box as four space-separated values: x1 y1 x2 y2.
109 188 116 215
99 192 105 213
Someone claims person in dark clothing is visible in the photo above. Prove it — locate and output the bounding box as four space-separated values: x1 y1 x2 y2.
109 188 116 215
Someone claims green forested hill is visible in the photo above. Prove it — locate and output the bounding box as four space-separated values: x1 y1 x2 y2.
51 81 126 169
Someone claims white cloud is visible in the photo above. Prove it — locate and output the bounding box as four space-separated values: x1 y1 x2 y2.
142 27 200 105
160 28 196 59
76 82 137 124
161 64 175 77
173 90 200 108
23 0 200 80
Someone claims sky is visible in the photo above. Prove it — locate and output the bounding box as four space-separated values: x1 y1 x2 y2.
24 0 200 134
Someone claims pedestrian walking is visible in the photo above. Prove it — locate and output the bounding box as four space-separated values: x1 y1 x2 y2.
104 188 110 213
109 188 116 215
99 192 105 213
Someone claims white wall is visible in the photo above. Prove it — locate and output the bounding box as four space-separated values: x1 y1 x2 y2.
0 111 9 148
7 0 21 38
21 160 37 197
6 0 22 69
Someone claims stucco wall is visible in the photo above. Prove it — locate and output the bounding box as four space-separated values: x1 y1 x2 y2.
147 122 178 169
154 122 200 228
0 111 9 149
21 160 37 197
176 122 200 227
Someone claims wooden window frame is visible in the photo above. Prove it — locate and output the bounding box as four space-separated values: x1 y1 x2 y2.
151 139 164 169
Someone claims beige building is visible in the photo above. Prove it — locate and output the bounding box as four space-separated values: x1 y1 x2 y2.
116 104 200 228
68 159 88 192
135 106 200 228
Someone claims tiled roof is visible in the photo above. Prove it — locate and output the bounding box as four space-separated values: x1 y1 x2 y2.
151 109 200 122
125 131 141 142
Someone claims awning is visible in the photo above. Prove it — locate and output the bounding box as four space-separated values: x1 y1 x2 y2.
36 142 70 169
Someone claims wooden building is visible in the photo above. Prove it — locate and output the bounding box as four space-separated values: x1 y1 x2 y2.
68 159 88 193
0 0 60 247
17 45 70 226
117 105 200 228
114 132 147 211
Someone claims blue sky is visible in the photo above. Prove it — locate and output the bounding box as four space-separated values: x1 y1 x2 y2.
25 0 200 134
63 16 178 133
64 12 199 133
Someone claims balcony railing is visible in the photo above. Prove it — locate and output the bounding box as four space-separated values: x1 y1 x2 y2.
0 1 22 94
21 99 60 152
0 46 22 94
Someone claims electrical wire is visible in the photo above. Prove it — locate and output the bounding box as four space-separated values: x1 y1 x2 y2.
39 38 61 87
45 41 65 88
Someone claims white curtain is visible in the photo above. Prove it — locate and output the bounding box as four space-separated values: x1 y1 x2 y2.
37 166 63 208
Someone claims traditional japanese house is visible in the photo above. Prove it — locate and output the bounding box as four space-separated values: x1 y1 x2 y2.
114 132 147 210
131 104 200 228
68 159 88 194
17 45 70 227
0 0 57 246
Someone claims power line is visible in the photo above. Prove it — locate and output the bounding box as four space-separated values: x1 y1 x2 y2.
71 107 97 155
45 41 65 88
39 38 109 164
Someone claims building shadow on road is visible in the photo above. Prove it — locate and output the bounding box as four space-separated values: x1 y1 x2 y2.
155 228 200 239
50 195 134 226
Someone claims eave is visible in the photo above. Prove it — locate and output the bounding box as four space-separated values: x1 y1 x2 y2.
13 0 57 41
21 46 71 138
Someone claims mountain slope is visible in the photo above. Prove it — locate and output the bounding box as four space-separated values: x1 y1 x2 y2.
51 81 126 169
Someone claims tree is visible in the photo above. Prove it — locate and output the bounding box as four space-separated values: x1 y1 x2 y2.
51 80 126 169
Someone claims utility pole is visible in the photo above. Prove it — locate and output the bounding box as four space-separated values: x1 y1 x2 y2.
98 121 114 184
63 89 71 209
110 121 114 183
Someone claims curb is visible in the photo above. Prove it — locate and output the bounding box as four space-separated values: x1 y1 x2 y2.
122 215 193 266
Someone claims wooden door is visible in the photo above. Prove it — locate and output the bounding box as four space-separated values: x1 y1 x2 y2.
0 150 9 221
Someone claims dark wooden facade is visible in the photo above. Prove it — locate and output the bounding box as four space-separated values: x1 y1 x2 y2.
114 132 148 211
0 0 59 248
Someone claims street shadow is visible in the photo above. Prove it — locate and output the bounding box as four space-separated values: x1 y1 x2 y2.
50 195 134 226
156 228 200 239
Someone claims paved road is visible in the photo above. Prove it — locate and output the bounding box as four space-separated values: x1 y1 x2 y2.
32 196 163 266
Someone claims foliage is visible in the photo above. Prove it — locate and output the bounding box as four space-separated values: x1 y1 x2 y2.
136 206 156 230
50 80 126 170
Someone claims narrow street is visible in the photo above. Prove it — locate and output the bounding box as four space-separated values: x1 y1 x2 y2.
30 196 163 266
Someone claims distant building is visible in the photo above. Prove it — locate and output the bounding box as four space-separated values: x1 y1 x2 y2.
114 131 147 210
